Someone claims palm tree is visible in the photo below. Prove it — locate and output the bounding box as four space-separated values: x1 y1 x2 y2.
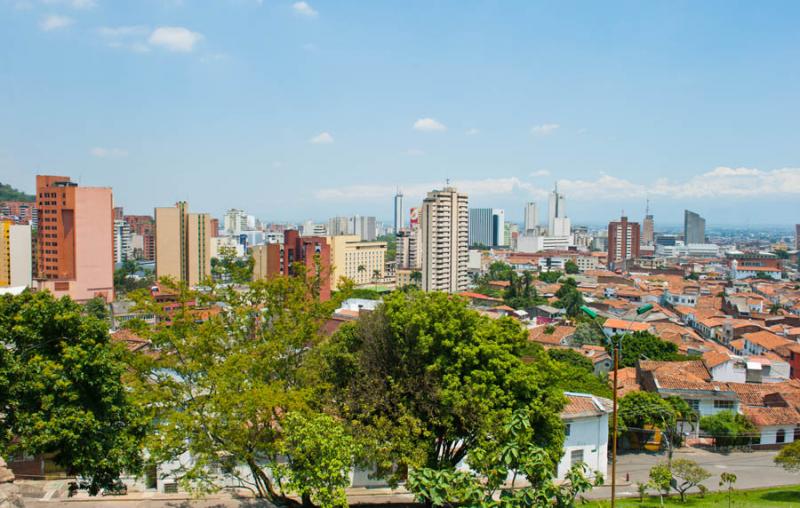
410 270 422 287
372 269 381 290
769 302 782 315
357 264 366 283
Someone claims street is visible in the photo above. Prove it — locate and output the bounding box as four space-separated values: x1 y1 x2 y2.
22 448 800 507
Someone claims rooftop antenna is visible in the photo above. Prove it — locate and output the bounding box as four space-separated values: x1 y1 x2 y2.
645 197 650 216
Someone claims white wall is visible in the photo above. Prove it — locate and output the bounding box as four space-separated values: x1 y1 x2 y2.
709 362 746 383
759 425 797 446
558 413 609 480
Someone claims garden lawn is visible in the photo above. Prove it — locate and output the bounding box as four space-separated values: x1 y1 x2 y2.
584 485 800 507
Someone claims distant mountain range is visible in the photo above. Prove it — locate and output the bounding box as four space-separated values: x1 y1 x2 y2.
0 182 34 202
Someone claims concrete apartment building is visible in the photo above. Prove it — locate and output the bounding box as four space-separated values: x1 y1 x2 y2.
607 215 641 270
155 202 212 287
124 214 155 261
468 208 506 247
419 186 469 293
35 175 114 302
0 221 32 288
328 234 386 288
114 219 133 263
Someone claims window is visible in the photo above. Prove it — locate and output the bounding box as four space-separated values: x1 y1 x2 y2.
714 400 734 410
777 429 786 444
565 423 571 437
570 449 584 466
686 399 700 412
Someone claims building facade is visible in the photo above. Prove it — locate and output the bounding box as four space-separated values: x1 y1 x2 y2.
328 235 386 288
113 219 133 263
420 187 469 293
523 202 538 235
393 191 404 234
607 215 641 269
684 210 706 244
155 202 212 287
547 185 566 236
35 175 114 302
0 221 32 288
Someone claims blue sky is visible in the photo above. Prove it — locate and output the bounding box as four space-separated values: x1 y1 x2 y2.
2 0 799 226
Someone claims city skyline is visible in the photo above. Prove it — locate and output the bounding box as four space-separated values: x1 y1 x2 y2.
2 1 800 224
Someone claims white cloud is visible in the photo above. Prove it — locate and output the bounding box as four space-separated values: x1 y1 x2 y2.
90 147 128 159
465 128 479 136
39 14 73 31
310 132 333 144
530 169 550 177
531 123 560 136
148 26 203 52
314 166 800 205
413 118 446 132
292 1 317 16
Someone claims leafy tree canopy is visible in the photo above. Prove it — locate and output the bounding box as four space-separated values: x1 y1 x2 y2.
0 291 145 488
564 260 580 274
538 271 562 284
608 331 683 368
317 290 566 486
700 410 757 447
775 441 800 472
0 182 34 201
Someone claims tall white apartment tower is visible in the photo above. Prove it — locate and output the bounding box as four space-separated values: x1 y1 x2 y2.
547 184 566 236
393 190 404 234
419 186 469 293
523 202 538 234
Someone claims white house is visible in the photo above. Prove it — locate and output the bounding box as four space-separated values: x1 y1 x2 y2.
742 406 800 446
558 392 611 480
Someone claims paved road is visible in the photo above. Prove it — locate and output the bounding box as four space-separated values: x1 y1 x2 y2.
588 447 800 499
23 448 800 507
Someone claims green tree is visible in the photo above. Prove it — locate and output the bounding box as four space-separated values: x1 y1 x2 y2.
410 270 422 285
669 458 711 502
554 278 585 317
538 271 562 283
407 409 600 507
775 441 800 471
318 290 565 486
84 296 110 321
542 348 611 398
276 413 356 508
719 472 737 508
648 463 671 507
571 321 605 347
609 331 682 368
127 269 341 503
0 291 145 490
0 182 34 201
564 260 580 274
114 259 155 295
504 270 546 310
700 410 757 448
210 246 254 284
547 349 593 372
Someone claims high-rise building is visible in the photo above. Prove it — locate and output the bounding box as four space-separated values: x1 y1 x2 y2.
223 208 251 236
113 219 132 263
419 186 469 293
155 202 212 287
393 190 404 234
301 221 328 237
350 215 377 241
328 235 386 288
547 185 566 236
796 224 800 251
0 221 32 288
327 216 350 236
524 202 538 234
607 215 640 269
123 214 155 261
684 210 706 244
468 208 505 247
35 175 114 302
642 200 654 246
209 218 220 238
396 228 421 269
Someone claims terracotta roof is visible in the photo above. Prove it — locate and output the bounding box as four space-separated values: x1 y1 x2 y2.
730 338 746 351
528 325 576 345
562 393 611 419
458 292 503 302
603 318 650 332
742 330 792 351
743 406 800 427
703 350 732 369
639 360 714 391
110 329 151 352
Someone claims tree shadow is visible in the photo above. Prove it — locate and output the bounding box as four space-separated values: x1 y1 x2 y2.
761 490 800 503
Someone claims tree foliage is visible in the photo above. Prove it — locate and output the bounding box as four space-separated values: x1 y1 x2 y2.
609 331 683 368
564 260 579 275
0 182 34 201
775 441 800 472
275 413 356 508
127 269 341 504
0 291 145 489
83 296 110 321
571 322 604 347
504 270 547 310
406 409 600 507
210 245 254 283
669 458 711 502
114 259 155 294
554 278 585 317
700 410 757 447
648 463 671 507
538 271 563 283
318 290 566 486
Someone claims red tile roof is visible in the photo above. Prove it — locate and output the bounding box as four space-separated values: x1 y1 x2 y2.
562 393 611 419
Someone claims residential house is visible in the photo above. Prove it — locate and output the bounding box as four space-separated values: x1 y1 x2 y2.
559 392 611 480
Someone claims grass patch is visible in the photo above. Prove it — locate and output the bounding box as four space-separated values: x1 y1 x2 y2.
584 484 800 507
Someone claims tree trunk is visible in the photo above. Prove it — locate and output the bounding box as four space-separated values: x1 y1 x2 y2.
301 492 314 508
